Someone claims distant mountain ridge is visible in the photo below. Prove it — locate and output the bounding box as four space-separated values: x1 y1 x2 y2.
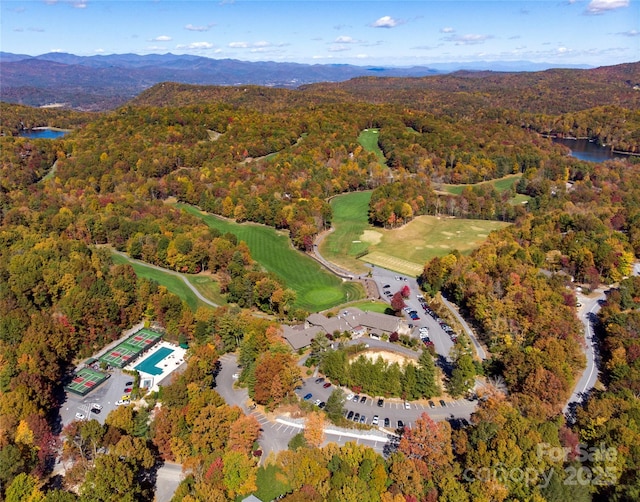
0 51 593 111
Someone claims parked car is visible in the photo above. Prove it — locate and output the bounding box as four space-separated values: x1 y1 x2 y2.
314 399 321 406
353 413 360 422
121 395 130 401
397 420 404 429
429 400 435 408
75 412 86 420
377 398 384 407
91 403 102 411
372 415 379 425
360 396 367 403
353 395 360 402
384 417 390 427
303 393 313 400
125 381 133 386
319 401 326 409
359 415 366 424
124 388 132 393
404 402 411 409
346 393 354 401
323 382 331 389
115 400 129 406
347 411 354 420
315 377 325 384
440 400 447 407
383 284 390 289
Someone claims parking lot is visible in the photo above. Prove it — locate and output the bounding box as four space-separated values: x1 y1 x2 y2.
294 374 476 431
60 370 136 427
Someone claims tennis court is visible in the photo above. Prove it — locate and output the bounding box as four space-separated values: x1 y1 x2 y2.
135 347 175 376
128 328 163 350
98 328 163 369
65 367 109 396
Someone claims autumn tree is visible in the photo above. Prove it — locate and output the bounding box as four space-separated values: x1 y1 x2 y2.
399 412 454 480
304 412 326 448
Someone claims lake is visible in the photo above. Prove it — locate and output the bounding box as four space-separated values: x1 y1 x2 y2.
552 137 630 163
19 128 69 139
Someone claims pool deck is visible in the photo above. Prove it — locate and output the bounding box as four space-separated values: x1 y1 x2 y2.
125 341 187 392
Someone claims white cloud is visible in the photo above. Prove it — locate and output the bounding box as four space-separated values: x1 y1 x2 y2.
328 44 351 52
229 41 277 49
586 0 629 14
445 33 493 45
73 1 87 8
153 35 172 42
335 35 357 43
371 16 400 28
176 42 214 50
253 40 271 47
618 29 639 36
355 54 368 59
229 41 249 48
185 23 214 32
440 27 455 33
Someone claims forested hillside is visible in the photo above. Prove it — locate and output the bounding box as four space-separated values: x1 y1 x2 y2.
1 61 639 500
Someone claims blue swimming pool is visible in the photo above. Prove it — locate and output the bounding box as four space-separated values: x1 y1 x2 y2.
135 347 174 376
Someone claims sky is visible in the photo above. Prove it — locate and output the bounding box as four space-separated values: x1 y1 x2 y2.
1 0 638 67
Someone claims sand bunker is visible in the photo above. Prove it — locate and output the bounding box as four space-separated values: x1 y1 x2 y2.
361 230 383 245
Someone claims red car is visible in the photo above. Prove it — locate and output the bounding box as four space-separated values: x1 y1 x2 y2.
124 388 132 393
322 382 331 389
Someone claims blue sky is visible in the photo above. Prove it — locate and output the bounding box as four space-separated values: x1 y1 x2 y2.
1 0 638 67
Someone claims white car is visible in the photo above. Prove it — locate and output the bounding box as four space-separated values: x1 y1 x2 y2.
404 402 411 410
372 415 379 425
91 403 102 410
75 413 86 420
115 399 130 406
314 399 322 406
345 393 355 401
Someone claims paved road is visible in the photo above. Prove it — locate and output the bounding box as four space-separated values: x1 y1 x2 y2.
564 262 640 418
563 289 605 417
155 462 184 502
440 295 487 360
111 249 219 308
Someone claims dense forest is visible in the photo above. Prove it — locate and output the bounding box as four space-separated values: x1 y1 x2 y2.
1 61 639 500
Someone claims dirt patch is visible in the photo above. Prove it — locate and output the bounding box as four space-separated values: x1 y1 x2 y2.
350 349 416 367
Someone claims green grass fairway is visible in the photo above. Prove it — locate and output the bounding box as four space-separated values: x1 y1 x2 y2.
358 128 386 164
176 204 365 312
439 174 522 195
253 464 290 502
110 252 218 311
363 216 510 276
320 191 372 274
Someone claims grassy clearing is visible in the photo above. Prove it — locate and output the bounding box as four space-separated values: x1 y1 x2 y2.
439 173 522 195
110 252 216 312
346 300 391 314
358 128 386 164
364 215 510 275
176 204 365 312
320 191 372 274
186 275 227 306
322 191 511 276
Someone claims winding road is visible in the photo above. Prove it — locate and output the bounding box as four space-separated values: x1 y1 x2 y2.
110 249 219 308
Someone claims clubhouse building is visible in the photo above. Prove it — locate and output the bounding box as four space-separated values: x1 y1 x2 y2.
282 307 410 351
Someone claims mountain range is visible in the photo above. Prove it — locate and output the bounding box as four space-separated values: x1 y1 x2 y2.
0 51 593 111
